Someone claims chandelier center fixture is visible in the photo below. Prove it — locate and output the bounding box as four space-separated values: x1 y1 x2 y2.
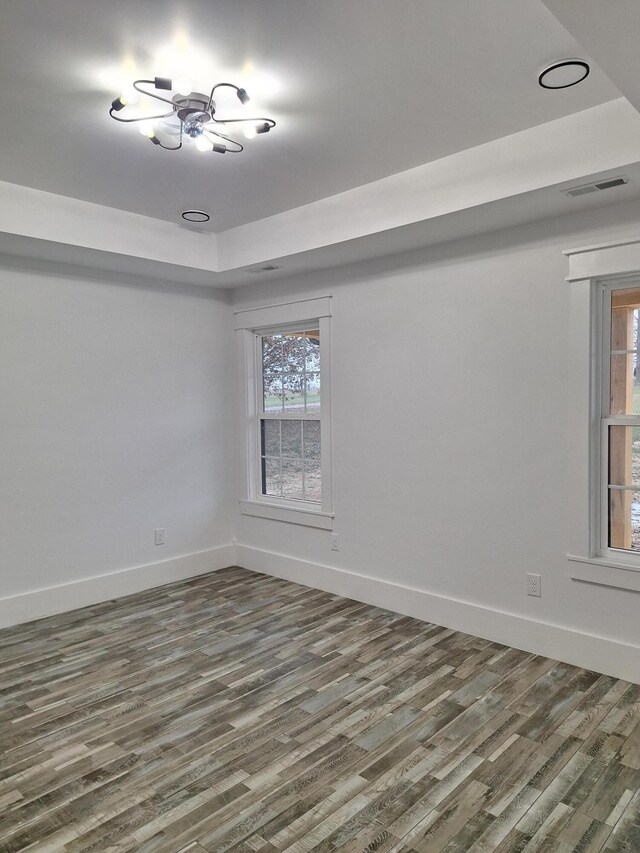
109 77 275 154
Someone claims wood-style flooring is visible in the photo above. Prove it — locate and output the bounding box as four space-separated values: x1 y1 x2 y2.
1 566 639 852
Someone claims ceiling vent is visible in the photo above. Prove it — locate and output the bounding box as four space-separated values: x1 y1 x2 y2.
246 264 280 273
565 176 629 198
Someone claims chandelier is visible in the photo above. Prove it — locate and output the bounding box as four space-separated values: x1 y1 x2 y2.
109 77 275 154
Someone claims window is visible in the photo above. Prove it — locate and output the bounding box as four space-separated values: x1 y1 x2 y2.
599 281 640 557
259 327 322 503
565 240 640 592
235 297 333 529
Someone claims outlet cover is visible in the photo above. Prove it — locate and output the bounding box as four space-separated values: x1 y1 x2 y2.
527 573 541 597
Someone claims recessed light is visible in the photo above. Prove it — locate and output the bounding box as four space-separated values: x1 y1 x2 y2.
181 210 210 223
538 59 590 90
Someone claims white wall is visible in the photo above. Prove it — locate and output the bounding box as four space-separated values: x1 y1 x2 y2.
3 200 639 680
232 202 640 681
0 258 235 624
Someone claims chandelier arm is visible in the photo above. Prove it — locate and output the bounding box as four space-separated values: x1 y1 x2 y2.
108 108 173 123
211 116 276 129
206 82 243 113
157 121 184 150
156 139 183 151
132 79 177 108
203 128 244 153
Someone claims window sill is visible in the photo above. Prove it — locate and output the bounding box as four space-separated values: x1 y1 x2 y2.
239 500 334 530
567 554 640 592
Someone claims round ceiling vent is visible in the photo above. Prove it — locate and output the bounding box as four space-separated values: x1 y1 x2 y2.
538 59 590 90
181 210 210 223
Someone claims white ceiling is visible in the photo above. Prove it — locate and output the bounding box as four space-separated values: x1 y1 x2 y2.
2 1 640 287
0 0 622 231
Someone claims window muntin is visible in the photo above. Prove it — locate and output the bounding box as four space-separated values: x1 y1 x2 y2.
258 328 321 504
601 285 640 554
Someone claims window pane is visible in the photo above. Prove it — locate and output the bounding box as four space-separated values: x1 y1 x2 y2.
608 426 640 487
283 404 306 416
282 458 304 500
305 333 320 372
264 377 283 412
262 335 284 411
609 354 640 415
269 331 310 373
303 420 321 459
283 373 305 413
262 336 284 371
261 420 280 456
263 458 282 497
609 489 640 551
281 420 303 457
283 336 305 372
303 460 321 502
305 372 321 412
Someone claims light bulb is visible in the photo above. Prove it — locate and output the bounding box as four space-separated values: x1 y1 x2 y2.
139 122 156 137
243 124 257 140
174 77 193 96
123 87 139 106
195 135 212 152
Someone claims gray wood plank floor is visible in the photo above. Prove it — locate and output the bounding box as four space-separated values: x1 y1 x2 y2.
0 566 639 852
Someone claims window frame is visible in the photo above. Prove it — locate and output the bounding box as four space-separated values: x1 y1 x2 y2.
597 278 640 564
253 319 329 511
235 297 334 530
565 238 640 592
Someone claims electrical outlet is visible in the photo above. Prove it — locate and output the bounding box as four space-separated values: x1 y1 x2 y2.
155 528 165 546
331 533 339 551
527 573 541 597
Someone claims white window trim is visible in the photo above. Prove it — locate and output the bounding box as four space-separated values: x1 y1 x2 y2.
566 238 640 592
235 296 334 529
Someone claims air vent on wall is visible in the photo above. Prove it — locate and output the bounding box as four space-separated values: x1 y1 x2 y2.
246 264 280 273
565 176 629 197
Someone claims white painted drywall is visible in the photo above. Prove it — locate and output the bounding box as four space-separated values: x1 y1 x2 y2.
3 196 640 677
0 259 235 604
232 202 640 663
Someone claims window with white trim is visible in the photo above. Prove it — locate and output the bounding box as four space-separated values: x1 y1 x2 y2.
235 297 333 529
598 279 640 557
565 240 640 592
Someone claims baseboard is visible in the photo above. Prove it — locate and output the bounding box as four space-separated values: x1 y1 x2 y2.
236 544 640 684
0 544 236 629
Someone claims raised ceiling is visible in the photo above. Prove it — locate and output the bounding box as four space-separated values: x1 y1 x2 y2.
0 0 621 231
2 1 640 287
